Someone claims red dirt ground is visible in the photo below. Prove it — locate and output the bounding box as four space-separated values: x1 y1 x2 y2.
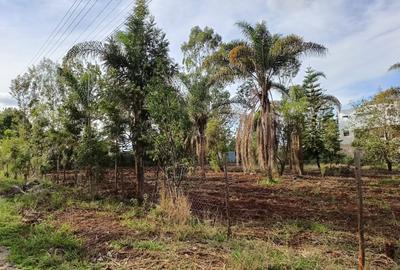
49 166 400 268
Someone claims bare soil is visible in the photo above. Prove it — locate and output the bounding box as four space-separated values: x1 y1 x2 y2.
48 167 400 269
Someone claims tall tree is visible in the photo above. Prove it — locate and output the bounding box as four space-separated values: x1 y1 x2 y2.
64 0 175 202
59 61 104 190
208 21 326 180
302 68 341 170
180 26 229 178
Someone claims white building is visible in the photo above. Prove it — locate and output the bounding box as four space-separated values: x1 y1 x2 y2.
338 102 400 156
338 109 356 156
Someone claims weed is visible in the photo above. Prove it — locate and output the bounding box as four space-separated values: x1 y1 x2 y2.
122 217 157 235
228 240 324 270
111 239 166 251
258 177 280 186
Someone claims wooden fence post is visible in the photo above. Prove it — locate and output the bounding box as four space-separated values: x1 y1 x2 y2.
354 149 365 270
224 154 232 238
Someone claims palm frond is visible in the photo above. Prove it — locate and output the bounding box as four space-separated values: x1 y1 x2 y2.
235 21 255 41
302 42 327 56
63 41 106 64
323 94 341 111
271 82 289 96
389 62 400 71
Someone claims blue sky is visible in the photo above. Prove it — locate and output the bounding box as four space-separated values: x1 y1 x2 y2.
0 0 399 108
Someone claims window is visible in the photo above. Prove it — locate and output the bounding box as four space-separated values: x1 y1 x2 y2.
343 130 350 136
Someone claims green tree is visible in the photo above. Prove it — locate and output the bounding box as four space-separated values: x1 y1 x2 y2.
302 68 341 170
0 109 30 178
9 59 69 179
353 88 400 171
181 26 229 178
208 21 326 180
64 0 175 202
147 81 191 186
322 110 341 164
205 118 230 172
59 61 104 191
279 85 308 175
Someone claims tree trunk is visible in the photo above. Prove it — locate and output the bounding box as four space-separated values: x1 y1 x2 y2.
56 158 60 184
199 124 206 180
5 164 9 178
260 88 276 180
114 139 119 194
74 169 78 186
135 143 145 204
257 119 266 171
63 165 66 183
316 155 321 173
386 159 392 172
114 156 118 194
291 131 304 176
223 154 231 238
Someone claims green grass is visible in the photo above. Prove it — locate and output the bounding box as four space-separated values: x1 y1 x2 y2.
0 177 24 194
111 239 166 251
378 178 400 185
0 184 98 269
228 240 323 270
258 177 280 186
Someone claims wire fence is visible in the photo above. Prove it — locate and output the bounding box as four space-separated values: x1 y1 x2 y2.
46 166 234 224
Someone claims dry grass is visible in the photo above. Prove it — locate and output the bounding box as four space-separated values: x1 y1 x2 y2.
158 184 191 225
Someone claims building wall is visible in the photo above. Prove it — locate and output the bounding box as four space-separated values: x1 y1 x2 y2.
338 109 355 156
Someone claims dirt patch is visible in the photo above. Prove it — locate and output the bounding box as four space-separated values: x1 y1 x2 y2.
53 208 134 256
0 247 18 270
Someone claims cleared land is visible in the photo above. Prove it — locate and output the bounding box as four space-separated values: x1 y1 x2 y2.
0 167 399 269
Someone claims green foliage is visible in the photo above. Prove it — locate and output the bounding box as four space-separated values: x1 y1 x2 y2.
322 114 341 163
181 26 230 172
302 68 341 167
205 118 230 172
352 88 400 170
147 81 192 180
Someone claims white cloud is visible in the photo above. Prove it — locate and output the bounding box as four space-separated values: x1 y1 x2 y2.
0 0 399 108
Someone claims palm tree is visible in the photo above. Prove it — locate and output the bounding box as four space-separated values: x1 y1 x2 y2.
208 21 326 179
63 0 174 203
389 62 400 71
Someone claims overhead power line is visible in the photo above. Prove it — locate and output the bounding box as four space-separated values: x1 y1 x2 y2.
84 0 125 41
70 0 115 46
95 0 135 41
46 0 99 59
28 0 83 66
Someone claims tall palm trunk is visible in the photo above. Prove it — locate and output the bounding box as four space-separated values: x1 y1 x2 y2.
260 87 276 180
